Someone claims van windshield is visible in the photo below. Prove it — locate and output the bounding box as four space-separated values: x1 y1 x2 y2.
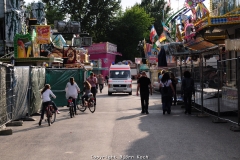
110 70 130 78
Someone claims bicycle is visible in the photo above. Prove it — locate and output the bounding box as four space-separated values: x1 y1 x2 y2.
77 93 96 113
68 97 75 118
39 102 56 126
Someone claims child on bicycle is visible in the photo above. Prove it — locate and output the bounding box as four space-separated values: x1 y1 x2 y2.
81 81 92 106
39 84 59 125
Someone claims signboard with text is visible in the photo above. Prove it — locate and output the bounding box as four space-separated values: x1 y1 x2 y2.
35 25 51 44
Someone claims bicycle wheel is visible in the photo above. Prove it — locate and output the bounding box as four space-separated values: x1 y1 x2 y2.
51 111 56 124
88 101 96 113
69 104 73 118
76 98 86 112
47 111 51 126
72 104 75 117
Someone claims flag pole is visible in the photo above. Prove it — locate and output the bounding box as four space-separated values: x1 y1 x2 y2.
162 10 164 23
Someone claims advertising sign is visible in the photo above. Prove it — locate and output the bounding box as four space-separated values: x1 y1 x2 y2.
148 56 157 64
211 0 236 16
135 58 142 64
35 25 51 44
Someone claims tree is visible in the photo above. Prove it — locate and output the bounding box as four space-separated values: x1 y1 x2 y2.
107 6 154 61
59 0 121 42
41 0 65 25
140 0 172 39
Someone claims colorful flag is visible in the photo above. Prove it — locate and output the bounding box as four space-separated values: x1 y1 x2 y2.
159 33 166 42
168 0 171 7
155 40 161 48
150 25 158 43
161 21 170 32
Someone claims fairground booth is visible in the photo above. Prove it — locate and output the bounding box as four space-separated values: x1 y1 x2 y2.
151 0 240 130
84 42 122 77
0 0 92 129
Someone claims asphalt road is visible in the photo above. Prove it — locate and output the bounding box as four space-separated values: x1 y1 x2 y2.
1 81 240 160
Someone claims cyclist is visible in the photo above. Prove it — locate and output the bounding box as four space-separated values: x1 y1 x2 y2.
65 77 80 115
87 72 97 106
81 81 92 106
39 84 59 126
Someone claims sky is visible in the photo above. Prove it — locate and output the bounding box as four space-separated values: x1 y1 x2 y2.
24 0 210 15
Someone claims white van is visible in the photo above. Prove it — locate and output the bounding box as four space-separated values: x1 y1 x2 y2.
108 63 132 95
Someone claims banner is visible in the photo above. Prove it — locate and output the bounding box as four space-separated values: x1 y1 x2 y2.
35 25 51 44
148 56 158 64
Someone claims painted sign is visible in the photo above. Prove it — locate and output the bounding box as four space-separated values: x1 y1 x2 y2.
87 43 106 54
135 58 142 64
211 0 235 16
35 25 51 44
107 42 117 53
148 56 158 64
151 48 159 56
86 42 117 54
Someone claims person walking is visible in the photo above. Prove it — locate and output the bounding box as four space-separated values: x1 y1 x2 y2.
158 70 166 83
136 71 152 114
94 74 98 93
98 74 104 93
181 71 195 115
87 72 97 106
170 72 177 106
160 72 175 114
65 77 80 115
105 75 109 86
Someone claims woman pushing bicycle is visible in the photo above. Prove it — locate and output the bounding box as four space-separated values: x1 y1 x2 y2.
65 77 80 115
39 84 59 126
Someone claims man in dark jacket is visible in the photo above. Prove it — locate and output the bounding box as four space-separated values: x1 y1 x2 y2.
181 71 195 114
136 71 152 114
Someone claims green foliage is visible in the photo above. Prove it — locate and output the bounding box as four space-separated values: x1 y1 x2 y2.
140 0 172 38
34 0 172 62
107 6 154 61
42 0 65 25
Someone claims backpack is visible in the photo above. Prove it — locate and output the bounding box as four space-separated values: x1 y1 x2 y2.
161 81 172 97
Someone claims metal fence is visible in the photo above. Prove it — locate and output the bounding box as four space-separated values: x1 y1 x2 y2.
0 65 46 127
0 63 14 127
168 56 240 128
